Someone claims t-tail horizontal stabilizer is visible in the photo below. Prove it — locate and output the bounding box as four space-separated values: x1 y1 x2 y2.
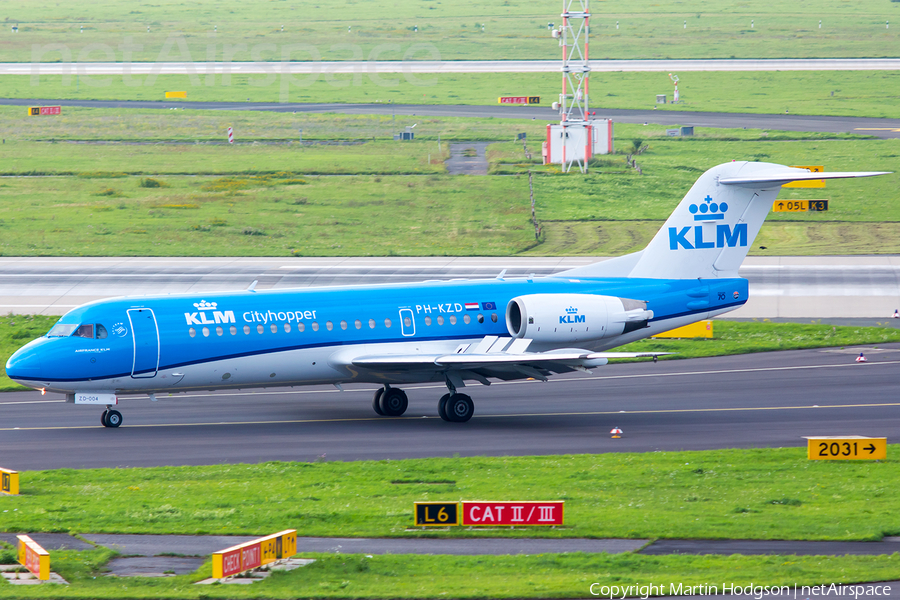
627 162 890 280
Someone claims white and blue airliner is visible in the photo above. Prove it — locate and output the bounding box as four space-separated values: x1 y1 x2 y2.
6 162 887 427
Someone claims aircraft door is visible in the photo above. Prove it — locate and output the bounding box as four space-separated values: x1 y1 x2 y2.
127 308 160 378
399 308 416 337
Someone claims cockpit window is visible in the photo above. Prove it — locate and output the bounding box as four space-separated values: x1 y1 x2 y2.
96 324 108 339
47 323 77 337
73 324 94 339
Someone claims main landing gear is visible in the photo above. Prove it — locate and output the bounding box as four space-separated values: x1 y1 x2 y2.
372 385 409 417
370 385 475 422
438 392 474 423
101 406 122 428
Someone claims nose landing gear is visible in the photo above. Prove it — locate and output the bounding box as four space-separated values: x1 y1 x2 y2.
101 406 122 428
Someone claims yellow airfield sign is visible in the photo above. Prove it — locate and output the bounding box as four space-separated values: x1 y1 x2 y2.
653 320 713 339
773 200 809 212
773 200 829 212
806 436 887 460
783 165 825 188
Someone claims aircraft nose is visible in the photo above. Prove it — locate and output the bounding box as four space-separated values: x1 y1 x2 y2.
6 344 44 381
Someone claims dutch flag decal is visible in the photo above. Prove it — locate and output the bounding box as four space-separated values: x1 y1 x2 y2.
464 302 479 311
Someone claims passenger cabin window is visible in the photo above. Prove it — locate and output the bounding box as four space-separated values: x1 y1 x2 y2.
96 324 108 339
73 324 94 339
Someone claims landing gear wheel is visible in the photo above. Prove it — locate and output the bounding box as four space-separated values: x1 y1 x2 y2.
379 388 409 417
100 410 109 427
105 409 123 428
372 388 385 416
446 393 474 423
437 393 451 421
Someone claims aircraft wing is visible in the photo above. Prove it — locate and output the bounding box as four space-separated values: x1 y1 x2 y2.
348 336 669 382
352 350 667 368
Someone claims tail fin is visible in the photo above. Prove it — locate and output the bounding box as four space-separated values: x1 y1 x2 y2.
626 161 888 279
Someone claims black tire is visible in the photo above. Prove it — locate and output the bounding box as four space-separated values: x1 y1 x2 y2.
372 388 385 416
437 393 451 421
379 388 409 417
100 410 109 427
105 409 123 428
446 393 474 423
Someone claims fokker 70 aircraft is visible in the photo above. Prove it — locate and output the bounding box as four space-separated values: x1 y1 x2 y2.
6 162 887 427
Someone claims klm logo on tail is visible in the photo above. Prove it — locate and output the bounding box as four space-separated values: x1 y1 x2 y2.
669 195 747 250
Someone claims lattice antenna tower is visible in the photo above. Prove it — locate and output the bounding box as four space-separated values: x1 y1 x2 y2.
559 0 590 172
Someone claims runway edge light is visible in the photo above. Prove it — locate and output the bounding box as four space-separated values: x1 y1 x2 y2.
805 436 886 460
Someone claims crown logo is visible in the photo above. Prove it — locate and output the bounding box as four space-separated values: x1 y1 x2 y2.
194 300 217 310
565 306 578 314
688 195 728 221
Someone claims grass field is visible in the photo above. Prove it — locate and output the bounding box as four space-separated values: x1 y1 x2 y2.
8 70 900 119
3 108 895 257
2 0 899 62
4 447 900 540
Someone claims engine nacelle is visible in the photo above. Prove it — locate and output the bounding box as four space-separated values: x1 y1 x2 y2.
505 293 653 343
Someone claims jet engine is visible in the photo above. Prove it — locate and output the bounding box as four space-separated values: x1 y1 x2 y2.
505 293 653 343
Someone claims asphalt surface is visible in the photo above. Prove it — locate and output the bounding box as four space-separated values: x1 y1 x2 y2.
5 59 900 75
81 534 647 557
8 532 900 557
1 345 898 470
445 141 491 175
2 256 899 318
1 98 899 139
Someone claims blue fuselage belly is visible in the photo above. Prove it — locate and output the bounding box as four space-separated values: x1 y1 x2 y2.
7 276 748 392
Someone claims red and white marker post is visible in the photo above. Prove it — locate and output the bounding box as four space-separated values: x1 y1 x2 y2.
227 127 234 144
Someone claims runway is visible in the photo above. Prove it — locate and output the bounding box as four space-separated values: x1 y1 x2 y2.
2 98 899 139
1 256 899 318
1 345 898 470
4 59 900 76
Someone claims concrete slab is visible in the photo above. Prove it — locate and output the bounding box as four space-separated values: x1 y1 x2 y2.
1 569 68 585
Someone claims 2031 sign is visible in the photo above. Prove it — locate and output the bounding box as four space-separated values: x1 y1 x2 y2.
807 437 886 460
